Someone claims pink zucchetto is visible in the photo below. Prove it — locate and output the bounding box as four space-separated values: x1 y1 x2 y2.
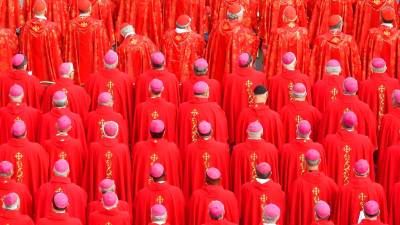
393 89 400 105
282 52 296 65
12 54 25 67
150 163 164 178
354 159 369 175
151 52 165 66
103 121 118 137
315 201 331 219
57 115 72 131
292 83 306 97
256 162 271 175
59 62 73 76
102 192 118 208
0 161 13 175
99 178 115 191
343 77 358 94
53 91 67 102
149 78 164 93
342 111 357 128
364 200 380 216
9 84 24 98
305 149 321 161
206 167 221 180
194 58 208 72
238 53 250 67
371 58 386 71
209 201 224 218
53 192 68 209
11 120 26 137
193 81 209 94
104 50 118 65
263 203 280 220
3 193 18 208
98 92 113 105
325 59 341 74
151 204 167 217
247 121 263 133
150 119 165 133
297 120 311 135
54 159 69 174
198 121 212 135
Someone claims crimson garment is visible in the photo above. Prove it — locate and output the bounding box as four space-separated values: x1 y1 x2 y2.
378 108 400 155
230 139 279 200
187 185 239 225
311 221 335 225
177 98 228 150
35 176 87 223
175 0 208 34
181 76 221 105
389 182 400 225
133 182 185 225
85 106 129 145
267 69 312 111
36 212 82 225
0 0 23 32
183 138 230 198
335 176 388 225
0 210 34 225
279 139 327 192
312 74 345 113
279 100 322 142
0 138 49 195
202 219 237 225
222 67 266 143
235 104 283 148
87 199 130 216
0 103 41 144
211 0 258 30
240 180 286 225
0 70 44 109
377 144 400 200
41 78 91 119
0 28 18 72
135 69 180 106
83 138 132 204
288 171 339 225
88 208 130 225
41 135 86 185
0 177 32 216
356 220 388 225
131 139 182 197
133 97 177 143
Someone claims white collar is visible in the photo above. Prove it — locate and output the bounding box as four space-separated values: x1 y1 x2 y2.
175 28 189 34
256 178 270 184
79 12 91 17
382 23 393 28
34 15 47 20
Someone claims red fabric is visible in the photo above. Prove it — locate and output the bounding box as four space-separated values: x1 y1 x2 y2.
356 220 388 225
36 212 83 225
133 182 185 225
377 144 400 201
91 0 116 44
235 104 284 149
212 0 258 31
0 177 32 216
0 138 49 195
222 67 267 143
181 76 221 105
389 182 400 225
183 138 230 198
311 74 345 113
87 200 130 218
0 103 42 144
378 108 400 156
0 211 34 225
202 219 237 225
89 208 130 225
267 69 312 111
335 177 388 225
177 0 208 34
45 0 70 34
279 100 322 142
279 139 327 192
0 0 24 32
288 171 338 225
187 185 239 225
311 221 335 225
131 139 182 197
0 29 18 72
323 129 375 186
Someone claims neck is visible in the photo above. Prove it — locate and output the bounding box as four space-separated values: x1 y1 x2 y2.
124 32 136 38
284 66 295 71
56 132 69 136
327 72 339 76
80 12 91 17
382 22 393 28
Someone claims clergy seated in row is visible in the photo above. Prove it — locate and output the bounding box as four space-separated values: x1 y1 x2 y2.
0 192 34 225
203 201 237 225
311 201 335 225
88 192 130 225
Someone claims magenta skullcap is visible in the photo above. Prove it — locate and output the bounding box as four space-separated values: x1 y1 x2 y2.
354 159 369 175
325 59 341 74
149 78 164 93
9 84 24 97
102 192 118 208
206 167 221 180
150 119 165 133
343 77 358 93
151 52 165 65
57 115 72 131
305 149 321 161
151 204 167 217
297 120 311 135
98 92 113 105
238 53 250 67
52 91 67 102
371 58 386 70
12 54 25 67
58 62 73 76
194 58 208 72
342 111 357 128
393 89 400 104
364 200 380 216
53 192 68 209
315 201 331 219
209 200 224 218
193 81 209 94
99 178 115 190
247 121 263 133
198 120 212 135
150 163 164 178
263 203 280 220
53 159 69 174
256 162 271 175
104 50 118 65
0 161 13 175
282 52 296 65
103 121 118 137
292 83 306 97
11 120 26 137
3 192 18 208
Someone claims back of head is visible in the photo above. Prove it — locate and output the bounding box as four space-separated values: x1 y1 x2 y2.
325 59 341 75
208 200 225 220
238 53 252 68
193 58 208 75
328 15 343 31
227 3 243 20
104 50 119 69
149 119 165 139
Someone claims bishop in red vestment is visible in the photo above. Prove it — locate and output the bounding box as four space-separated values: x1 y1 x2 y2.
311 201 336 225
211 0 258 30
231 121 280 200
183 121 230 198
187 168 239 225
161 15 205 82
335 160 388 225
357 200 388 225
64 0 110 85
377 143 400 201
135 52 180 106
235 85 284 148
240 163 285 225
131 120 182 197
20 0 62 82
202 200 237 225
133 79 177 143
88 192 131 225
323 111 375 186
267 52 312 111
133 163 185 225
310 15 361 82
147 204 171 225
0 54 43 109
0 28 18 72
390 182 400 225
0 193 34 225
83 121 132 204
378 90 400 154
0 84 41 144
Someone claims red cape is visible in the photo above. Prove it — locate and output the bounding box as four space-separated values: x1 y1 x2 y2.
389 182 400 225
133 182 185 225
88 208 131 225
36 212 82 225
0 177 32 216
310 220 335 225
87 200 131 219
378 108 400 156
0 211 34 225
311 74 344 113
377 144 400 201
181 76 221 105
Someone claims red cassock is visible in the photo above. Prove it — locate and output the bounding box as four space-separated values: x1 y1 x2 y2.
0 0 23 32
83 138 133 204
35 176 87 223
85 106 129 144
202 219 236 225
311 221 335 225
116 34 156 80
230 139 279 199
311 74 344 113
377 143 400 201
205 19 259 83
131 139 182 196
279 139 327 192
0 28 18 72
317 95 377 146
20 17 62 82
88 208 130 225
64 16 110 85
389 182 400 225
267 69 312 111
90 0 116 44
359 73 400 128
0 138 49 195
41 78 91 119
322 129 375 186
36 212 82 225
181 76 221 104
222 67 266 143
288 171 339 225
310 31 362 82
133 182 185 225
0 176 33 216
44 0 70 34
362 25 400 79
87 199 131 217
0 70 44 109
357 220 387 225
162 0 178 32
335 176 388 225
176 0 208 34
0 103 41 144
161 29 205 82
41 135 86 185
183 138 230 198
235 104 284 148
278 101 322 142
240 180 286 225
378 108 400 155
212 0 258 30
133 97 177 143
0 210 34 225
187 185 239 225
264 24 311 78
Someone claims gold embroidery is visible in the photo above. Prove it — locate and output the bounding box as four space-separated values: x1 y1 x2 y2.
331 88 338 100
383 30 390 36
55 187 63 193
156 195 164 204
373 0 381 4
312 187 320 204
148 153 159 184
343 145 351 185
378 85 386 130
250 152 258 180
15 152 23 183
80 21 88 27
331 37 340 43
245 80 254 105
14 116 21 121
299 154 306 175
31 25 40 32
222 22 230 30
59 151 67 160
191 109 199 143
130 39 137 45
202 152 211 170
288 82 294 101
151 111 159 119
260 193 268 221
359 192 368 210
105 222 112 225
175 35 182 41
98 119 105 138
105 151 113 179
107 81 114 96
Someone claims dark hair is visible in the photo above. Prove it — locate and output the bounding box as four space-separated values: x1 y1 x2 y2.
329 22 342 30
152 173 166 182
239 54 253 68
52 197 66 211
206 176 220 185
198 131 212 138
365 211 379 218
256 171 271 179
12 58 27 70
382 18 393 24
150 130 164 139
210 213 223 220
194 68 207 75
254 85 267 95
152 63 164 69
